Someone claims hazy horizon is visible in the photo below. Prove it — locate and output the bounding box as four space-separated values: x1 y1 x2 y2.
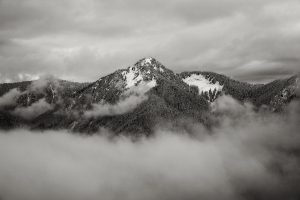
0 56 297 85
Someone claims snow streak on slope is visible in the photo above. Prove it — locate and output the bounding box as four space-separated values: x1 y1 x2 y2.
122 58 160 89
122 67 144 88
182 74 223 94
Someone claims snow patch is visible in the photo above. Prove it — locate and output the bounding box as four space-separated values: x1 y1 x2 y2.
140 57 153 66
146 79 157 88
122 68 142 88
183 74 223 94
122 67 157 89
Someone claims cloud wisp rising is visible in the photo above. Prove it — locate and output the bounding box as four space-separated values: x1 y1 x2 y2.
84 81 154 118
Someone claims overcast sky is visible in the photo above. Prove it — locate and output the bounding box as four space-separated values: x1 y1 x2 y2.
0 0 300 83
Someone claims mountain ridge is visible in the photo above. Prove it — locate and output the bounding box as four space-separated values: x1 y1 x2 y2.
0 57 298 135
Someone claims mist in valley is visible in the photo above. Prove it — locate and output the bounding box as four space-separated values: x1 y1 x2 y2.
0 96 299 200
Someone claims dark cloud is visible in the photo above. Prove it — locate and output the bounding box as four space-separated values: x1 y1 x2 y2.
0 0 299 82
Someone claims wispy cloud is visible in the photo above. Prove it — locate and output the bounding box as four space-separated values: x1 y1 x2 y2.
84 82 154 117
0 88 23 108
11 98 53 120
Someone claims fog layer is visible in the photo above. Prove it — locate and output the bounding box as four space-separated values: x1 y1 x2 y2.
0 97 299 200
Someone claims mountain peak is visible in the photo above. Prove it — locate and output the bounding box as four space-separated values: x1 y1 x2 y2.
134 57 157 67
132 57 167 75
84 57 176 102
122 58 161 89
117 57 179 90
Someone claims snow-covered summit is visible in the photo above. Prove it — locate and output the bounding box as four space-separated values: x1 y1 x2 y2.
82 57 180 103
135 57 155 66
138 57 154 66
121 57 171 89
122 65 157 89
134 57 165 72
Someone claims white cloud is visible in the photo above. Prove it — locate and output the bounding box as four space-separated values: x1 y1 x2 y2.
0 88 23 108
84 82 154 118
12 98 53 120
0 99 300 200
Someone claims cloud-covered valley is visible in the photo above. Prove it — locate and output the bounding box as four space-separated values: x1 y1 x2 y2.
0 97 299 200
1 0 300 199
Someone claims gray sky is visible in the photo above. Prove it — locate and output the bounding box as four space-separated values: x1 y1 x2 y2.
0 0 300 83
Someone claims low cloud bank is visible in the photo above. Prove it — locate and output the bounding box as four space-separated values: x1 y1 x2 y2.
0 96 299 200
28 75 59 93
0 89 23 108
11 98 53 120
0 75 58 119
84 82 154 118
84 94 147 118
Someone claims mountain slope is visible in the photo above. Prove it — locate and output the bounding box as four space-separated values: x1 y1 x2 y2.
180 71 298 110
0 58 298 135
